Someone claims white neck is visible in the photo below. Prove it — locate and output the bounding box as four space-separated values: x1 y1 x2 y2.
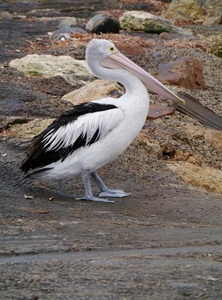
89 61 147 96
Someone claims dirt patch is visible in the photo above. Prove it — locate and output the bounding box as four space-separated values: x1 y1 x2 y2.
167 161 222 193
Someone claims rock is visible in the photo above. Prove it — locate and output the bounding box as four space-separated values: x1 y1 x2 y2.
9 54 94 86
197 0 207 5
120 11 193 35
0 116 30 132
183 125 222 152
203 0 222 25
162 0 205 23
86 14 120 34
156 57 207 89
136 133 162 158
115 40 146 56
147 104 175 119
62 80 123 104
167 161 222 194
70 27 87 33
26 8 60 17
57 17 77 29
159 32 172 40
206 34 222 58
54 17 87 40
0 11 13 19
10 119 54 140
163 122 222 194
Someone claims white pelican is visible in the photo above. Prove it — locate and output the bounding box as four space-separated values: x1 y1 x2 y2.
21 39 185 203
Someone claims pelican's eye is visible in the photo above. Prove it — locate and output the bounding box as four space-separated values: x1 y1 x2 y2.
108 46 116 53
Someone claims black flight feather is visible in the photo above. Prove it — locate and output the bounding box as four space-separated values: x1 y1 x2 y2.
21 102 117 174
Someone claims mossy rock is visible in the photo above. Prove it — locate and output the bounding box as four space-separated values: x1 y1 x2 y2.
120 11 192 35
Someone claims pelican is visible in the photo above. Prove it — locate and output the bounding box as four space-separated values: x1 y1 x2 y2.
21 39 185 203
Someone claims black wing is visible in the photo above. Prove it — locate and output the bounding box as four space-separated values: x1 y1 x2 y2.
21 102 118 174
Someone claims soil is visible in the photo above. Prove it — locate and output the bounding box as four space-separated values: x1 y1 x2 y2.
0 1 222 299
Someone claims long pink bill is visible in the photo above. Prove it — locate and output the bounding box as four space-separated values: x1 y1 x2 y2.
101 52 186 105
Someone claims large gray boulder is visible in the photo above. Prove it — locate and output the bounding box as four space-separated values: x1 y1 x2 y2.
120 11 193 35
162 0 205 23
62 80 122 104
203 0 222 25
86 14 120 34
9 54 94 85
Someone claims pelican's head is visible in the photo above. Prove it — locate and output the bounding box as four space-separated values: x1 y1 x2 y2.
86 39 118 62
86 39 185 105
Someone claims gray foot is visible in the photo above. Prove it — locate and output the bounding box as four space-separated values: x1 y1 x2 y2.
76 195 114 203
99 189 130 198
91 172 130 199
79 170 114 203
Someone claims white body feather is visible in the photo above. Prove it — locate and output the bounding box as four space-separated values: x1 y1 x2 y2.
38 75 149 180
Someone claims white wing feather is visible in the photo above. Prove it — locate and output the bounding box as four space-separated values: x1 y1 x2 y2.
43 107 124 151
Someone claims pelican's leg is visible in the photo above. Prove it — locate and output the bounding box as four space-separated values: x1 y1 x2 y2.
91 172 130 198
76 170 114 203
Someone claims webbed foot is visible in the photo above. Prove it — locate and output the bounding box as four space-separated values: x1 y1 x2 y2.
76 195 114 203
99 189 130 198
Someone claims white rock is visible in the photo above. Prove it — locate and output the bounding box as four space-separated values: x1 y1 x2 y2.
9 119 54 139
162 0 204 23
26 8 60 17
9 54 94 85
120 11 193 35
203 0 222 25
58 17 77 28
62 79 122 104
